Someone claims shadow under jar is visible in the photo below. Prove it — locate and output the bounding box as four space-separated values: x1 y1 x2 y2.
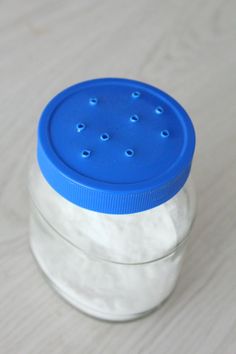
29 78 196 321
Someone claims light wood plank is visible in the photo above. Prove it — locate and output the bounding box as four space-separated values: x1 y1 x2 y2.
0 0 236 353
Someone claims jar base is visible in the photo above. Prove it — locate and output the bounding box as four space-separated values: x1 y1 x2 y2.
50 278 159 322
30 239 167 322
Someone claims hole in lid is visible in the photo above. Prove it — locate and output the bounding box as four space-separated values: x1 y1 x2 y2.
125 149 134 157
155 106 164 114
130 114 139 122
81 149 91 158
161 129 170 138
76 123 86 132
100 133 110 141
132 91 141 98
89 97 98 105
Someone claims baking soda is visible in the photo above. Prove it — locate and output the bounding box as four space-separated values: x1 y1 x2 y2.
30 166 194 320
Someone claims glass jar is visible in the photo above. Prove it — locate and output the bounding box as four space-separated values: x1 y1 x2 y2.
29 78 196 321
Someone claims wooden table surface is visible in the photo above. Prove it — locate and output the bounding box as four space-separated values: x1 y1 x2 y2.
1 1 236 353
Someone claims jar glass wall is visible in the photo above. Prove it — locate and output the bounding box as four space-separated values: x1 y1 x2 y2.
29 162 196 321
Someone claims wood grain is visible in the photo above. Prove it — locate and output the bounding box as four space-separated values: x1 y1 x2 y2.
0 0 236 353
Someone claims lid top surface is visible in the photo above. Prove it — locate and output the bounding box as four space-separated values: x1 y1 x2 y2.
39 78 195 192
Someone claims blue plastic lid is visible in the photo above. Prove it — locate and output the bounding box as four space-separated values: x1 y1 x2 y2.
37 78 195 214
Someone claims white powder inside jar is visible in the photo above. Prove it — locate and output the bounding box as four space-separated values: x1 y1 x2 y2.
30 167 194 320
